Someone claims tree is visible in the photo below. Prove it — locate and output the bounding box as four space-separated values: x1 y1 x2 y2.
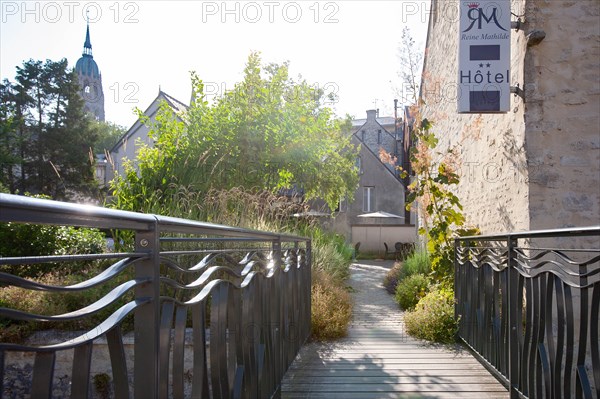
111 52 359 215
397 26 424 106
91 120 126 154
0 59 98 199
0 80 21 193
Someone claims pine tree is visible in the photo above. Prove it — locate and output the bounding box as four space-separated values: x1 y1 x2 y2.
0 59 98 199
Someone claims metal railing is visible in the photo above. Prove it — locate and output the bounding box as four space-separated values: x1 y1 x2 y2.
455 226 600 399
0 193 311 398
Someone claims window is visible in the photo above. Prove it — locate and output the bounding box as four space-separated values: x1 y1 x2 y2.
363 186 375 212
377 129 382 144
355 156 363 174
361 130 366 142
336 197 347 212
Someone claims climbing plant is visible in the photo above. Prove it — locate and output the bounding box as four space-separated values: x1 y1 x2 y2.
400 115 479 285
391 27 479 286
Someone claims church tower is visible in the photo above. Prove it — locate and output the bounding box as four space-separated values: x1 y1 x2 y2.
75 21 105 121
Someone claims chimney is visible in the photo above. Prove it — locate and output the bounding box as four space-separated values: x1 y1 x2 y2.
376 108 379 117
366 109 377 121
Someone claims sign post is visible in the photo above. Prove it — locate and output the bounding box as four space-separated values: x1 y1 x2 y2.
458 0 511 113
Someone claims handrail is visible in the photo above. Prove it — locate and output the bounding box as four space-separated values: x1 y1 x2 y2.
457 225 600 241
455 227 600 399
0 193 306 241
0 193 312 398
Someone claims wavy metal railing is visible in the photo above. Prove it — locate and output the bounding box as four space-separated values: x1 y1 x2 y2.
0 193 311 398
455 227 600 399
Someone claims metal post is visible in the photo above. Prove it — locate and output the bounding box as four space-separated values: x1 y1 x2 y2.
272 238 283 397
454 239 460 341
507 236 519 398
306 239 312 344
134 221 161 398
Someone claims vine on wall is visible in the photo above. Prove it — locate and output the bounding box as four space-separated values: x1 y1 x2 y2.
400 113 479 285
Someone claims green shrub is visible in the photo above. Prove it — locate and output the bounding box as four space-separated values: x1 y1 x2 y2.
404 288 458 343
299 226 352 283
383 263 402 294
394 274 430 310
311 239 351 282
0 265 134 343
311 270 352 340
399 250 431 280
0 223 106 277
330 233 355 264
93 373 112 399
293 227 353 339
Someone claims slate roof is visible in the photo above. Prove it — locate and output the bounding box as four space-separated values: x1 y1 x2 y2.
161 91 189 114
351 116 396 128
110 90 188 153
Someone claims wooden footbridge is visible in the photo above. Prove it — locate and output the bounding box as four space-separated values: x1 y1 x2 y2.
0 194 597 398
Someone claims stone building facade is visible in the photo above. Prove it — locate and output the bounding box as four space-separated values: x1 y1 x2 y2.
108 91 188 182
420 0 599 235
330 110 415 251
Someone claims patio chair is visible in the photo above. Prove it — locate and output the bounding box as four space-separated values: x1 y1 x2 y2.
383 242 398 260
353 242 361 260
395 242 415 260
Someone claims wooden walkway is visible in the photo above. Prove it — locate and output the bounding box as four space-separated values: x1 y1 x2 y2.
281 261 509 398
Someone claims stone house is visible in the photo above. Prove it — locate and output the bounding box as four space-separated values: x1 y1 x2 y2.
419 0 599 236
329 110 416 252
107 90 188 183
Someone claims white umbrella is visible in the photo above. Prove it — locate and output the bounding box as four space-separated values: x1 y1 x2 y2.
357 211 404 257
358 211 404 219
292 210 332 218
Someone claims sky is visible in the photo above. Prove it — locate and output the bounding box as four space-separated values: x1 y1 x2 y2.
1 0 429 129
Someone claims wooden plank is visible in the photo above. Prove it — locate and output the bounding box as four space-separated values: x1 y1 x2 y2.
305 345 462 350
284 369 496 378
306 348 476 353
281 383 509 392
287 358 488 366
287 363 490 372
282 392 509 399
282 376 503 384
290 353 478 359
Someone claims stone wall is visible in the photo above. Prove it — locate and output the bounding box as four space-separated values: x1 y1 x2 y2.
3 330 196 399
421 0 530 234
330 134 407 239
523 0 600 231
421 0 599 235
355 110 398 174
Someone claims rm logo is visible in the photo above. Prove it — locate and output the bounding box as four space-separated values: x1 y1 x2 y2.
463 3 507 32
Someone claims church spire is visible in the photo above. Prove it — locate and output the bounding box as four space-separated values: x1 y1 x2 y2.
83 17 93 57
76 16 104 121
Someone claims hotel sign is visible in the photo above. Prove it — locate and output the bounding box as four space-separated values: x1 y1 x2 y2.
458 0 511 113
